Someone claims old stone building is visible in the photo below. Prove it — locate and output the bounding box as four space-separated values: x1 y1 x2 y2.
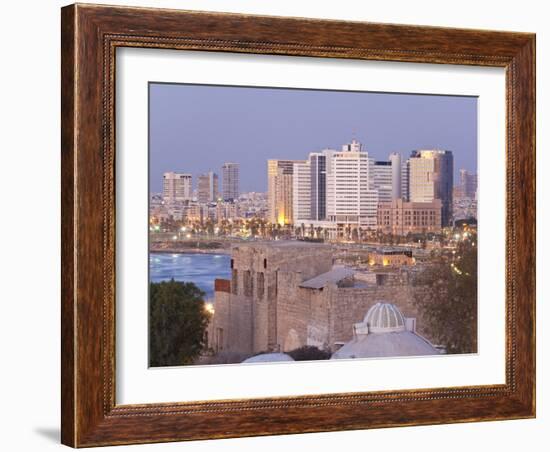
377 198 442 235
368 249 415 267
208 242 429 357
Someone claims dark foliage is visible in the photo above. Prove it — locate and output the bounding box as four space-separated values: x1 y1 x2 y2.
149 279 210 367
287 345 331 361
413 237 478 354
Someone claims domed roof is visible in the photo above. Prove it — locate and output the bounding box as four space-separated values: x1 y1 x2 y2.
331 302 441 360
331 331 440 360
364 302 406 333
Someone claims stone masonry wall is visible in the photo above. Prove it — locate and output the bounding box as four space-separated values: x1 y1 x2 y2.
209 243 435 357
231 243 334 353
209 280 254 355
275 279 434 354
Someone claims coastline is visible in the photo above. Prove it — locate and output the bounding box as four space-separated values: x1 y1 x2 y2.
150 247 231 255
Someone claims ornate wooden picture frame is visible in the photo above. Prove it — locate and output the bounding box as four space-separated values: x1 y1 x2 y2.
61 3 535 447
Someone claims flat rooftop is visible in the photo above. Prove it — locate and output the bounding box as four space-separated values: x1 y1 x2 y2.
299 267 355 289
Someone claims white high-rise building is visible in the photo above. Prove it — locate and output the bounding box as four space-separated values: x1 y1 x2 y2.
326 140 378 229
222 162 239 201
341 139 363 152
162 172 192 203
389 152 402 200
292 160 311 223
292 149 336 224
371 160 393 203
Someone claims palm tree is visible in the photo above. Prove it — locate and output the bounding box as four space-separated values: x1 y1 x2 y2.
251 223 259 237
345 224 352 241
205 219 215 236
315 226 323 239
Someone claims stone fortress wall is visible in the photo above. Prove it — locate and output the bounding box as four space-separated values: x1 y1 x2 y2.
208 242 431 356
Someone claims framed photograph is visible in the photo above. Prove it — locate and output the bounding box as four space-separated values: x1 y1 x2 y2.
61 3 535 447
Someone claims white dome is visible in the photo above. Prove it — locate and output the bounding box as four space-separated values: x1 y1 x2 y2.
331 331 440 360
331 302 441 360
364 302 406 333
241 353 294 363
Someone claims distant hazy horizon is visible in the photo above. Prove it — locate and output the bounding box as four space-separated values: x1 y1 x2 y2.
149 83 477 194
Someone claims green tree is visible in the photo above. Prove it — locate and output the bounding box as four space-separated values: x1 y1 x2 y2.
413 238 477 354
149 280 210 367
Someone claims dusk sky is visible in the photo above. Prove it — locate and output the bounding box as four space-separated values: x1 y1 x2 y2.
149 83 477 194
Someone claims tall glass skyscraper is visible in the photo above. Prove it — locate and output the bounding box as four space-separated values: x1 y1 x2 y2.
309 153 326 220
268 159 303 225
409 150 454 226
197 171 219 203
222 162 240 201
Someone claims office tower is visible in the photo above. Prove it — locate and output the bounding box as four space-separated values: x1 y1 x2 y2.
197 171 219 203
268 160 303 225
309 152 328 220
401 159 410 202
326 139 378 229
162 172 192 203
222 162 240 201
409 150 454 226
292 160 311 223
389 152 402 200
371 153 406 203
371 160 393 203
459 169 478 199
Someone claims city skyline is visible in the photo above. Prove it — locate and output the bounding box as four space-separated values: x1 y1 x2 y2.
148 84 479 369
149 83 477 194
266 140 455 230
